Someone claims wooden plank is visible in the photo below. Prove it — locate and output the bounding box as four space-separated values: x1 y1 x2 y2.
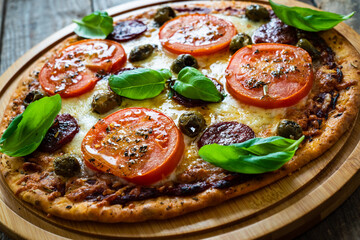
0 0 92 75
315 0 360 33
0 0 4 37
0 0 359 239
0 0 4 26
0 0 5 75
297 188 360 239
92 0 134 11
298 0 316 6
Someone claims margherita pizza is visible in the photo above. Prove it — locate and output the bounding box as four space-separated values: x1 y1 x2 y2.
0 1 359 223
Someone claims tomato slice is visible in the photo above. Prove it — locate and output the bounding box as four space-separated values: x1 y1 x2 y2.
159 14 237 56
39 39 126 98
81 107 184 185
226 43 313 108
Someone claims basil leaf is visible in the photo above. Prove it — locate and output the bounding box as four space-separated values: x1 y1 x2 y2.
173 67 224 102
198 136 304 174
109 68 172 100
73 11 114 39
0 95 62 157
269 0 354 32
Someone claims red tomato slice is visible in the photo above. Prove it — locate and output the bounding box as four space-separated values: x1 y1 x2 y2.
226 43 313 108
39 39 126 98
159 14 237 56
81 107 184 185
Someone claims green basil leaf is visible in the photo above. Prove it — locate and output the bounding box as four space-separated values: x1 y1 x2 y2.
109 68 172 100
0 95 62 157
73 11 114 39
269 0 354 32
173 67 224 102
198 136 304 174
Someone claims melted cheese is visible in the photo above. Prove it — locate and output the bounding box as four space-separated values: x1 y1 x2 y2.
61 15 290 168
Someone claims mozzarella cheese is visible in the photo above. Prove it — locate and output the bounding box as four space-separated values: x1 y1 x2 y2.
61 15 290 163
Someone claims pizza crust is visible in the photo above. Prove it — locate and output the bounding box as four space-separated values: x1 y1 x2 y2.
1 1 360 222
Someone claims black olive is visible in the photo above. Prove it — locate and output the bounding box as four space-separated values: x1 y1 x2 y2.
129 44 155 62
23 90 45 107
229 33 252 54
91 91 122 114
53 154 80 177
178 112 206 137
154 6 176 26
296 38 320 59
171 54 198 74
277 120 303 140
245 5 270 21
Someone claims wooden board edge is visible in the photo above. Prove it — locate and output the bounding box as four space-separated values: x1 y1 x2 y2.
0 0 359 239
0 198 69 240
206 149 360 240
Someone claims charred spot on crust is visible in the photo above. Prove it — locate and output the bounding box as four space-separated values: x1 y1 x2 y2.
22 162 42 173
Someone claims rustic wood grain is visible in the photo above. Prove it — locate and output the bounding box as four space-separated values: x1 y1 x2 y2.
297 0 316 6
0 233 10 240
92 0 134 10
0 0 5 71
296 188 360 239
0 0 359 239
315 0 360 33
0 0 92 75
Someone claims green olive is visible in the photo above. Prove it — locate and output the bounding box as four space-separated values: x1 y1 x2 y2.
277 120 303 140
53 154 80 177
229 33 252 54
129 44 155 62
296 38 320 58
91 91 122 114
154 6 176 26
23 90 45 107
245 4 270 21
178 112 206 137
171 54 198 74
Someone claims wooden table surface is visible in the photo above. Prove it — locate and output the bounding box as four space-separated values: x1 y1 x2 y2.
0 0 359 239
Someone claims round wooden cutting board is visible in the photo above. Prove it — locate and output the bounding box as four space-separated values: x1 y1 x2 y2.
0 0 359 239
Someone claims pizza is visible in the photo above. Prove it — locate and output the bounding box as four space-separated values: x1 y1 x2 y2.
0 1 359 223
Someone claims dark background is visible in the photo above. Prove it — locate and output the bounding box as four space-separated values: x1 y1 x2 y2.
0 0 359 239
